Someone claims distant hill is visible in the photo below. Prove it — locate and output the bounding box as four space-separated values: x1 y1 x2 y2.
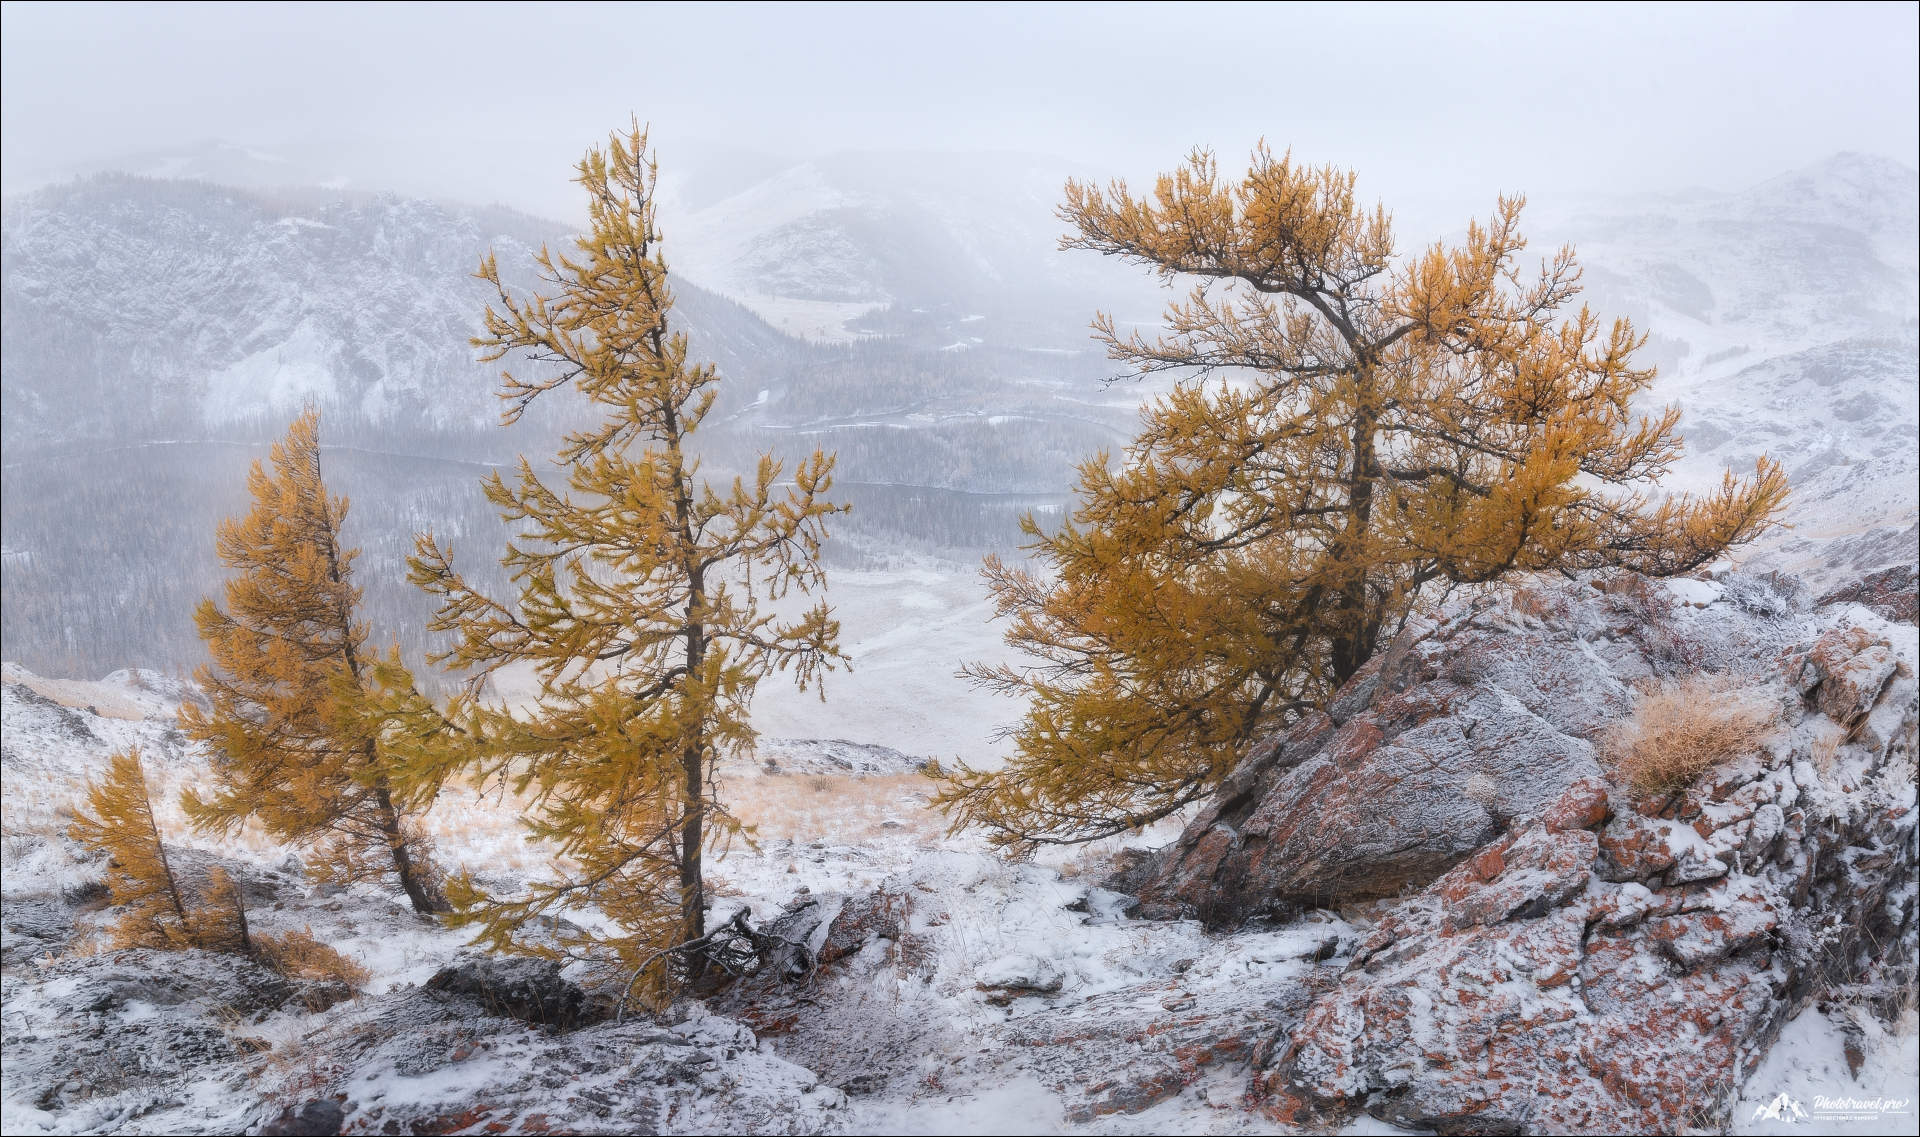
0 173 1130 677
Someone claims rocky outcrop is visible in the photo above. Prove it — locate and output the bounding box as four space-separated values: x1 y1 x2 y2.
1257 706 1916 1134
0 946 844 1136
0 950 315 1127
1126 574 1826 925
1818 562 1918 625
1102 571 1918 1134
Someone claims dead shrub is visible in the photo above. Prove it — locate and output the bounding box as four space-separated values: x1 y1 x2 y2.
253 927 370 989
1604 675 1776 793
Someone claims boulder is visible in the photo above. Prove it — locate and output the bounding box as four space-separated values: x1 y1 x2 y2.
259 1100 345 1136
422 956 588 1029
1797 626 1900 729
1122 575 1828 926
817 889 911 965
1250 602 1919 1135
975 953 1064 1006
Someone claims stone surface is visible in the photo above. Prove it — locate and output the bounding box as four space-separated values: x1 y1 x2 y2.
1123 575 1820 926
1250 613 1918 1135
1818 562 1919 624
422 956 589 1029
1804 627 1900 729
817 889 911 965
259 1099 345 1136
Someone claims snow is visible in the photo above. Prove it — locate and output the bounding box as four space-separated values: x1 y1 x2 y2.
1731 1004 1920 1136
6 581 1919 1135
1664 576 1725 608
745 566 1026 768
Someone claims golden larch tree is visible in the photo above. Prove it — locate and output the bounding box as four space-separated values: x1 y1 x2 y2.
70 749 192 948
407 122 844 987
69 748 250 951
936 147 1788 847
180 408 445 913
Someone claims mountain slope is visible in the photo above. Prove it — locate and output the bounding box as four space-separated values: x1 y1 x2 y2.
1521 152 1919 528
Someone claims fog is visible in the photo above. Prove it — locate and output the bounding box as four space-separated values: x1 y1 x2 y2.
3 2 1916 720
4 1 1916 219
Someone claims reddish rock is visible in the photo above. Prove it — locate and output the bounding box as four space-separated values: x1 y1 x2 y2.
1066 1064 1188 1121
1261 699 1915 1136
1817 562 1918 624
818 889 911 964
1102 576 1915 1133
1801 626 1899 729
1543 776 1611 833
1430 823 1597 931
1126 592 1638 924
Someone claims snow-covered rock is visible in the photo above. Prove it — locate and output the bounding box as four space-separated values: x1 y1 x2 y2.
1100 570 1918 1133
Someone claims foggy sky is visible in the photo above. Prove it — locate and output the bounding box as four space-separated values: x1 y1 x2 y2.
3 1 1916 218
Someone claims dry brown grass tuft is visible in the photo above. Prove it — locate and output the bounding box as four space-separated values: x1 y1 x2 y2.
1605 675 1776 794
721 772 941 844
1810 730 1843 776
253 928 370 989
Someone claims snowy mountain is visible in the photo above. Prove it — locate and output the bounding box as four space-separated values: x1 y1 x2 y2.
0 173 1128 677
654 147 1163 342
0 176 809 676
2 151 1914 684
0 175 793 459
1524 152 1918 535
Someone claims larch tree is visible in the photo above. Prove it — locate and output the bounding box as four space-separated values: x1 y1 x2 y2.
935 148 1788 847
70 749 191 948
69 747 249 950
180 408 446 914
407 122 844 987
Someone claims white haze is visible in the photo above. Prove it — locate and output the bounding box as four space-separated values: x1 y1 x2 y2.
2 1 1917 220
2 2 1916 758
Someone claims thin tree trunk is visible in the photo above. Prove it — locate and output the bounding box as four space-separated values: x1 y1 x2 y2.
139 776 190 925
314 449 442 917
372 777 442 914
226 871 253 954
1330 396 1381 685
661 399 707 949
679 571 708 947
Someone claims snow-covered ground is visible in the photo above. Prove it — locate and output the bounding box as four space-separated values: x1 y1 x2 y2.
748 566 1022 768
1731 1002 1920 1137
5 651 1915 1135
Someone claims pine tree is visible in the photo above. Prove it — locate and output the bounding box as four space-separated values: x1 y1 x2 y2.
70 748 196 949
179 408 446 913
409 121 844 989
936 148 1788 847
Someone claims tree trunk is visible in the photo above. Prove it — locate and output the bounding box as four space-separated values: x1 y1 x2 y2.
679 570 708 947
1329 397 1382 685
372 778 443 914
226 871 253 954
143 782 190 926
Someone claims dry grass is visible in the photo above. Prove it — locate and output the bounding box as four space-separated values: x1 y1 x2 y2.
720 772 942 845
1605 675 1776 794
1810 729 1843 776
253 927 370 989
